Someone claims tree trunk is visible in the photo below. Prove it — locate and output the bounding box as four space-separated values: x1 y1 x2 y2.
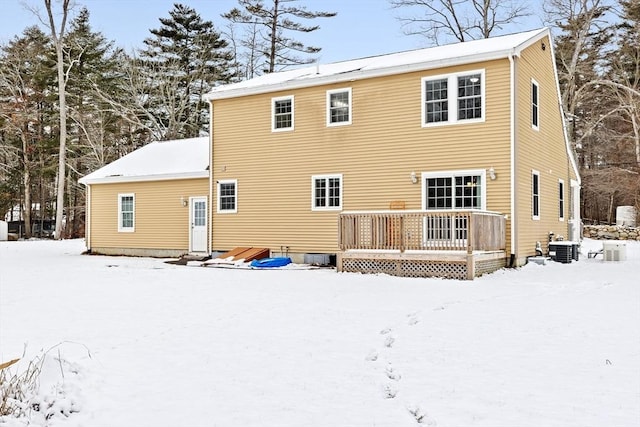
21 133 32 239
44 0 70 240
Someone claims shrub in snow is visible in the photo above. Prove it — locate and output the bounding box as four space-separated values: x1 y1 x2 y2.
0 345 85 426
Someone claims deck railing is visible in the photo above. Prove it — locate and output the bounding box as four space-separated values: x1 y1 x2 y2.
339 210 506 253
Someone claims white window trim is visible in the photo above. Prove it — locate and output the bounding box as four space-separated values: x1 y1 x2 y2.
532 170 541 220
271 95 294 132
420 169 487 210
558 179 565 221
421 69 486 128
531 79 540 131
217 179 238 214
118 193 135 232
311 174 343 211
326 88 352 126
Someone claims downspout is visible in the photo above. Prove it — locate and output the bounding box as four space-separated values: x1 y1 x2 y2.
509 50 517 266
208 101 214 256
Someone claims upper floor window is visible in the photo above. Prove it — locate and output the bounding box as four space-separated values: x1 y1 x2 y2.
218 179 237 213
118 193 135 232
532 80 539 130
424 78 448 123
422 70 484 127
327 88 352 126
312 174 342 211
457 74 482 120
422 170 486 210
272 96 294 131
532 170 540 220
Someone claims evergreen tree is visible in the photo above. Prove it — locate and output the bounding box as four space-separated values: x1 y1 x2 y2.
606 0 640 167
223 0 336 74
63 7 129 236
139 3 234 138
0 27 57 237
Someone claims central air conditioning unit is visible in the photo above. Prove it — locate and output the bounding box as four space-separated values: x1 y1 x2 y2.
603 242 626 262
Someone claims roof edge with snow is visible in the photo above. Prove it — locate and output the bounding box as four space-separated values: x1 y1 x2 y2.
79 171 209 185
204 28 550 101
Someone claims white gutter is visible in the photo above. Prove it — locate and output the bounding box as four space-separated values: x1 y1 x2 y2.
509 49 517 261
208 101 214 255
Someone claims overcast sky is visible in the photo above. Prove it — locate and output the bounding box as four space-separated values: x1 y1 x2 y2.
1 0 545 64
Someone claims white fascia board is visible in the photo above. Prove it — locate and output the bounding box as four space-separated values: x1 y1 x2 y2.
205 50 526 102
79 171 209 185
511 28 550 57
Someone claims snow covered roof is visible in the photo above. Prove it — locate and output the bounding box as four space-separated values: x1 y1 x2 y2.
204 28 550 101
78 137 209 185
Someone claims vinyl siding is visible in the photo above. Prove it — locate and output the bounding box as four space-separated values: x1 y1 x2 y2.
87 178 208 252
514 35 578 261
212 59 513 254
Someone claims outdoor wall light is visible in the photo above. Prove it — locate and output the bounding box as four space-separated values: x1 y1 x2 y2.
488 167 496 180
410 171 417 184
181 196 188 207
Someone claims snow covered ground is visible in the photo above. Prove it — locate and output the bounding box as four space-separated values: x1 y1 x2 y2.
0 238 638 426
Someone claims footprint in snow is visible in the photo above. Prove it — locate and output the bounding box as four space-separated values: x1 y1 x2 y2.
384 336 395 348
365 350 378 362
407 404 437 425
407 314 420 325
383 383 398 399
380 327 392 335
385 364 401 381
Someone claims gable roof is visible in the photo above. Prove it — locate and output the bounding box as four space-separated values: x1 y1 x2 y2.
78 137 209 185
204 28 549 101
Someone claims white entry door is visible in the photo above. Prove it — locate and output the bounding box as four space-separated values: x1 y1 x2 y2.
189 197 207 253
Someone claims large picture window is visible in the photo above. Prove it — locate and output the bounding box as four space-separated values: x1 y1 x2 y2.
272 96 294 131
118 193 135 232
312 174 342 211
218 180 237 213
327 88 352 126
422 70 484 126
422 170 485 210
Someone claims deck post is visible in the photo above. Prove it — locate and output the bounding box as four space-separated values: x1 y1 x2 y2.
466 253 475 280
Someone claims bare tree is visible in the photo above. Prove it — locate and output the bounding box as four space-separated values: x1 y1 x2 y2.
91 56 199 143
389 0 530 45
43 0 72 239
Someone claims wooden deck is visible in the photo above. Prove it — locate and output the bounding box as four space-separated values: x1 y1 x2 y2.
337 210 507 280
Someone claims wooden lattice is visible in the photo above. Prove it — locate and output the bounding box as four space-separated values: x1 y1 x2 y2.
341 258 468 280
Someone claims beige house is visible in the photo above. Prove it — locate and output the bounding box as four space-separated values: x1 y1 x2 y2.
79 137 209 257
204 27 580 278
80 28 580 279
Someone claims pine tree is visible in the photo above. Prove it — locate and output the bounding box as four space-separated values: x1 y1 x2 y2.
139 3 234 138
0 27 57 237
607 0 640 167
223 0 336 74
64 7 129 237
